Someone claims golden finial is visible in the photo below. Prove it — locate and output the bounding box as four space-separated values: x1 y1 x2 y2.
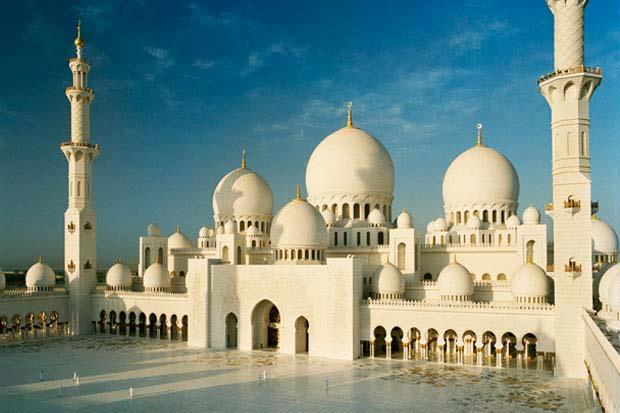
176 225 181 233
116 256 122 264
241 148 247 169
74 20 85 48
37 255 43 263
347 101 353 128
476 123 483 147
295 184 302 200
592 214 599 220
450 254 457 264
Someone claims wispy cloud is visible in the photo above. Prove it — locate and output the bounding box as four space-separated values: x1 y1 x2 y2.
188 2 235 26
447 19 513 54
192 59 217 70
0 103 16 118
242 42 307 76
144 46 175 81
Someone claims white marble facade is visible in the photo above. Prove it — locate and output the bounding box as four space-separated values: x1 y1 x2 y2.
0 2 619 384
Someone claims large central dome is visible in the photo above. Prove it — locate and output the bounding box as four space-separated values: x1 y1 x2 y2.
306 126 394 198
442 127 519 214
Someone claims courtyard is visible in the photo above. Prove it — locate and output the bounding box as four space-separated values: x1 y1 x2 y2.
0 336 598 412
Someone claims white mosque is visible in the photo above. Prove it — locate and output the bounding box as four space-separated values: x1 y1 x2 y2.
1 1 620 409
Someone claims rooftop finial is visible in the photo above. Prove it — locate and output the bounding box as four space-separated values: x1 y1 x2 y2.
295 184 302 200
74 20 85 49
347 101 353 128
37 255 43 263
241 147 247 169
176 225 180 233
476 123 483 147
116 256 122 264
450 254 457 264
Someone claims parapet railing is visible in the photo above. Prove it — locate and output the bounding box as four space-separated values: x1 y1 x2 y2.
0 287 68 298
538 66 602 84
361 298 555 312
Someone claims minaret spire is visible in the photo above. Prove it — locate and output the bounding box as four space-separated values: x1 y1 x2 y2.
346 101 353 128
476 123 483 147
74 20 85 59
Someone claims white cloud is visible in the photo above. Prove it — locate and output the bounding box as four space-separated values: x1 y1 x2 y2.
193 59 216 70
144 46 175 81
188 2 235 26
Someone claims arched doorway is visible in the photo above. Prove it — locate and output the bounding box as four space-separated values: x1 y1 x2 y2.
397 243 406 271
373 326 387 358
252 300 280 350
148 313 157 338
225 313 238 348
98 310 106 334
295 316 309 353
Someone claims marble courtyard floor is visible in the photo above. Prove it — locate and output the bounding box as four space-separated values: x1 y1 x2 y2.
0 336 598 412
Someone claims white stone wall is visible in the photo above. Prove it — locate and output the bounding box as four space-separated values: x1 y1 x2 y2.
583 310 620 413
91 290 189 324
187 257 363 360
0 291 69 325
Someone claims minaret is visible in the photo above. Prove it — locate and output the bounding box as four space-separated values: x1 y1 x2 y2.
539 0 602 378
61 21 99 335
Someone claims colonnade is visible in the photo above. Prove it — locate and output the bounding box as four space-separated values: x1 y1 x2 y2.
364 326 553 371
0 311 67 343
95 310 188 341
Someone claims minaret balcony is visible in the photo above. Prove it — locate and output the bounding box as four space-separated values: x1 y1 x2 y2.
60 141 99 150
562 198 581 215
65 86 94 94
538 66 602 85
564 261 582 277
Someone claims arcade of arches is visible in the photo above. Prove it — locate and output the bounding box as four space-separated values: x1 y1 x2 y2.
363 326 551 371
95 310 188 341
0 310 66 343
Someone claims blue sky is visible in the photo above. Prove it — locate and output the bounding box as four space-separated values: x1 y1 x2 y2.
0 0 618 269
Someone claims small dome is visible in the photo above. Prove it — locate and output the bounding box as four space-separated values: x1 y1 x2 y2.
511 262 548 302
271 191 328 250
608 272 620 310
199 226 209 237
143 262 170 291
168 227 193 250
434 218 448 232
306 125 394 202
321 209 336 226
397 209 413 229
599 263 620 305
224 220 237 234
216 225 224 234
367 208 385 226
213 166 273 219
467 215 482 230
246 224 258 236
147 222 161 237
506 215 521 229
437 260 473 301
371 262 404 298
426 221 435 233
592 216 618 255
26 258 56 290
106 259 132 290
522 206 541 225
0 268 5 291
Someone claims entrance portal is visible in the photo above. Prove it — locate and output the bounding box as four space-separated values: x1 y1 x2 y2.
295 316 309 353
252 300 281 350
